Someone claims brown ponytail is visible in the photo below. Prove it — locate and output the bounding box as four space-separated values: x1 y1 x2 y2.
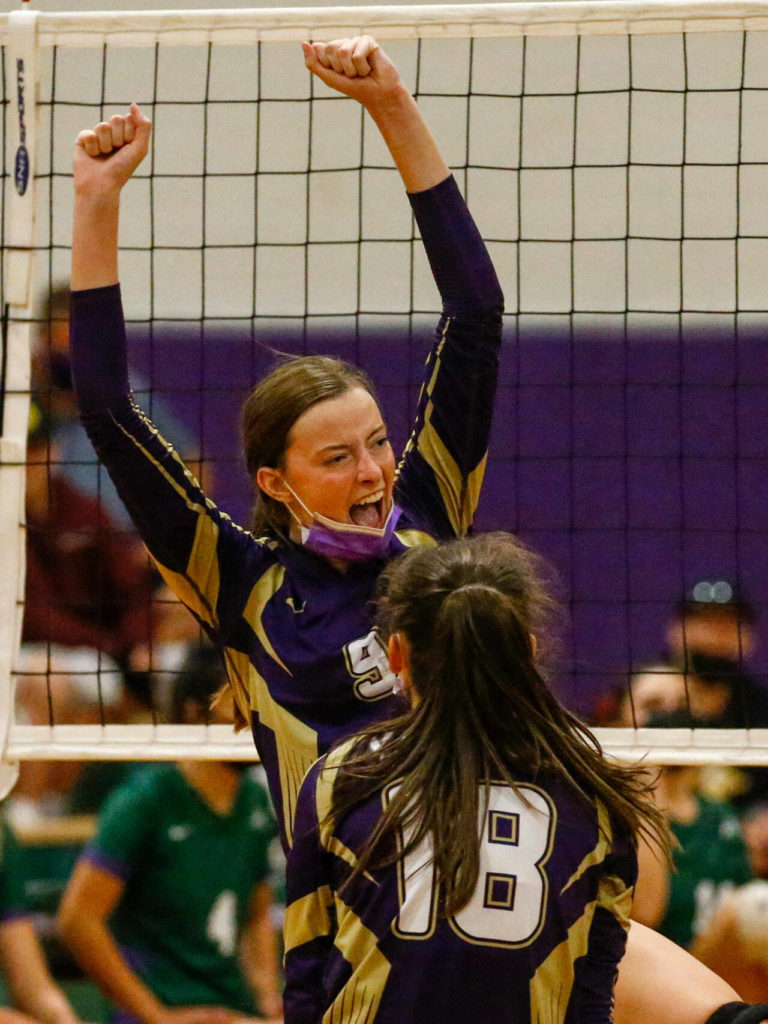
330 532 670 915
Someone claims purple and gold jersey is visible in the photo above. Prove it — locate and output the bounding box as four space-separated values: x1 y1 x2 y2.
284 740 637 1024
70 175 503 848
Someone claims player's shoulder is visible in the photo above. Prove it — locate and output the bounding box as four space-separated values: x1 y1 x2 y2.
293 742 352 819
523 773 606 837
100 763 177 817
311 734 388 812
317 734 363 783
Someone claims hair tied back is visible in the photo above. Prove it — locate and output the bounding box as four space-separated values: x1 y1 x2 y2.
451 583 502 598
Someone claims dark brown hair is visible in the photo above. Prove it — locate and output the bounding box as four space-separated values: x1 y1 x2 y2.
330 532 670 915
241 355 378 537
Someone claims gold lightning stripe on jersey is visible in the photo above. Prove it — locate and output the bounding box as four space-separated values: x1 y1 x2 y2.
283 885 334 951
529 901 597 1024
225 644 319 847
560 801 612 895
395 529 438 549
154 518 220 631
243 564 291 675
324 896 391 1024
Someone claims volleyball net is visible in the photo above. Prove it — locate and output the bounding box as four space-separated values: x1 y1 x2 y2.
2 2 768 780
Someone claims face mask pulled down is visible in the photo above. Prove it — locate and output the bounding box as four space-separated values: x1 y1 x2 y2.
282 480 401 562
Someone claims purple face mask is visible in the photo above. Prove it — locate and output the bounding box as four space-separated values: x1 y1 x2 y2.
280 478 401 562
299 504 402 562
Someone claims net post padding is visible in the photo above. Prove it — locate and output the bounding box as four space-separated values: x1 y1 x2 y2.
1 13 39 794
0 437 24 797
4 12 38 306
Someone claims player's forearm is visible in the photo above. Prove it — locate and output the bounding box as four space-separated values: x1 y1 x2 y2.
14 985 80 1024
631 833 670 928
241 888 283 1018
72 192 120 291
408 176 504 316
1 921 80 1024
245 940 282 1015
248 945 283 1017
365 84 449 194
59 915 165 1024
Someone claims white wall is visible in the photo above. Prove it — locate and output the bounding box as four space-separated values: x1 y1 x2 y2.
4 12 768 326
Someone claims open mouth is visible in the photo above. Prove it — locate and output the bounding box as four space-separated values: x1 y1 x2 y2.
349 491 386 529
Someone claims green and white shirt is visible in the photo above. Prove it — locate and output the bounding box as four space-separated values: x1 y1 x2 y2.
82 765 275 1011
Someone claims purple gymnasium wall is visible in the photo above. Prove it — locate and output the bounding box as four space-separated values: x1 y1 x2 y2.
129 320 768 718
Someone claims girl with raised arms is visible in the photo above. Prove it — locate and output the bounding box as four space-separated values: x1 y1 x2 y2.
70 35 502 851
70 35 765 1024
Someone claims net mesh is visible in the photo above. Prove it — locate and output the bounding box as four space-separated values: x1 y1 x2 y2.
2 3 768 767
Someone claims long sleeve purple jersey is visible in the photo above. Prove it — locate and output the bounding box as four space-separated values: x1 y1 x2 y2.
70 175 503 848
285 740 637 1024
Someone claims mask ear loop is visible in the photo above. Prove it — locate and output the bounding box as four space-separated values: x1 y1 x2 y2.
279 477 314 530
280 475 396 539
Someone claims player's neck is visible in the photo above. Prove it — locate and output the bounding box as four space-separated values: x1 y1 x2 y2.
656 767 701 824
178 760 240 815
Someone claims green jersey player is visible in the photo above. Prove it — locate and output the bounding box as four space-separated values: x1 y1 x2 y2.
58 646 282 1024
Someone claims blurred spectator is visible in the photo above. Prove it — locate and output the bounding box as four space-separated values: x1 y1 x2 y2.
665 580 768 729
742 804 768 881
610 663 751 805
664 582 768 808
667 579 757 664
605 581 768 735
686 880 768 1002
9 645 125 828
615 664 688 727
0 811 84 1024
23 402 155 667
58 643 283 1024
32 284 207 528
633 712 753 951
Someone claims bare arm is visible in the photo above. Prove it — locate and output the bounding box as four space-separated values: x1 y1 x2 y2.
302 36 449 193
631 833 670 928
58 861 236 1024
615 921 741 1024
238 882 283 1022
58 860 166 1024
0 919 81 1024
0 1010 44 1024
71 104 152 291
